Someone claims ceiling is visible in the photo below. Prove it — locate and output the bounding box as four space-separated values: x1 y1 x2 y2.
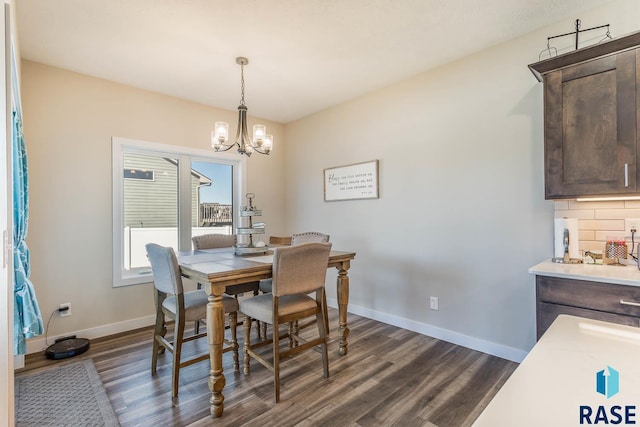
16 0 613 123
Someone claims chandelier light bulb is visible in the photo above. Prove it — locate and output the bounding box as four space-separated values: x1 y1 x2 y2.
263 134 273 153
253 124 266 147
212 122 229 149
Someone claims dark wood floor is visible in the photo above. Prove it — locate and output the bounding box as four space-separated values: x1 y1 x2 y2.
17 309 518 426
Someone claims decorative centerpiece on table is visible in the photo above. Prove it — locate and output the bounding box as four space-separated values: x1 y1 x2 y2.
234 193 268 255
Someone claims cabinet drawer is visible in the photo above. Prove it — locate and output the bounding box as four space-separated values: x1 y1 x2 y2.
537 301 640 339
536 275 640 316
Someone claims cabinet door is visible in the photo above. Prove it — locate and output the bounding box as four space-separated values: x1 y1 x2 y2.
537 301 640 339
544 50 637 199
535 275 640 339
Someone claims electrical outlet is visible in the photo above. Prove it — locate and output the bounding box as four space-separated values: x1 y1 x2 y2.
429 296 439 311
625 219 640 236
59 302 71 317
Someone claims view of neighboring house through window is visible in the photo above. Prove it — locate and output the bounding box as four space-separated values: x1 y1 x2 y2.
112 137 242 287
122 153 179 271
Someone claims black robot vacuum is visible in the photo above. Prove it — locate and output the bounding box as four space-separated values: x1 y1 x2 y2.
45 336 90 360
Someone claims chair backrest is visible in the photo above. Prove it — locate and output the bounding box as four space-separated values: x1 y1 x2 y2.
291 232 330 245
145 243 183 295
269 236 292 246
192 233 237 250
272 242 332 297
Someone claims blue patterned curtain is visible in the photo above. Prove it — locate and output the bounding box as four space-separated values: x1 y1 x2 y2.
12 44 43 355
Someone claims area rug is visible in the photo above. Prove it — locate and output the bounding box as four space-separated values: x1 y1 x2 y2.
15 359 120 426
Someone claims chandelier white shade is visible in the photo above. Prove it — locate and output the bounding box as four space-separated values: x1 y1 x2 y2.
212 57 272 157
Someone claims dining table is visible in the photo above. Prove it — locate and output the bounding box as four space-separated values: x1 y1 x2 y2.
177 246 356 418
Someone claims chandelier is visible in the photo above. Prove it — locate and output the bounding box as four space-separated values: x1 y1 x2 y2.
211 57 272 157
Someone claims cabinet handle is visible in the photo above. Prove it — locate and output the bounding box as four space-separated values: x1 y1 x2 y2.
620 299 640 307
625 164 629 187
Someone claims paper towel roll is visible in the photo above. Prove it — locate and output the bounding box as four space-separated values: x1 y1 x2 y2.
554 218 580 259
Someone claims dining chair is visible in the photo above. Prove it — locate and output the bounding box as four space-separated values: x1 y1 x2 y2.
268 235 292 246
192 233 261 334
291 231 330 245
145 243 240 398
239 242 332 402
192 233 237 251
259 232 328 293
259 232 331 341
258 235 292 294
192 233 260 296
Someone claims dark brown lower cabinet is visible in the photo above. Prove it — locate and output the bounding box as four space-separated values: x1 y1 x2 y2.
536 275 640 339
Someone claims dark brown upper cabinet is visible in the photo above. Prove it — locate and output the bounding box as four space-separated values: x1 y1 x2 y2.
529 31 640 199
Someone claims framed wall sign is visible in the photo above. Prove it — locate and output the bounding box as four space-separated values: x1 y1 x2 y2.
323 160 379 201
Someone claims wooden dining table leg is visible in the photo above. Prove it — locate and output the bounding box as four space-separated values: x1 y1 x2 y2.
336 261 351 356
207 286 226 417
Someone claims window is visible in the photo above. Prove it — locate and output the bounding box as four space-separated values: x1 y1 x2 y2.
112 137 246 287
124 168 154 180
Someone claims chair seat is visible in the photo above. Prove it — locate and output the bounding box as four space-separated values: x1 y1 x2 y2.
239 293 317 324
163 290 239 322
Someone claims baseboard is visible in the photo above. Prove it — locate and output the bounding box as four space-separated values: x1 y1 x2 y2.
326 298 527 363
26 314 156 355
14 354 24 370
27 302 528 362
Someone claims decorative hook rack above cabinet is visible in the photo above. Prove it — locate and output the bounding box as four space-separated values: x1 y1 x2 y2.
539 18 611 60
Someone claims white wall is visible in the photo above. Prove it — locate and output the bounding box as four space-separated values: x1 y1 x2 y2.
284 0 640 360
20 62 286 352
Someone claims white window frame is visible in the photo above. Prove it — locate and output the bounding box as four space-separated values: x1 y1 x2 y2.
112 136 246 287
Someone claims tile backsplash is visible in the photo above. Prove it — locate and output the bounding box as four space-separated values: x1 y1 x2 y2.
554 199 640 262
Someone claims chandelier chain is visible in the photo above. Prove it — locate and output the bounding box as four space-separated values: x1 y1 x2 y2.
240 62 245 106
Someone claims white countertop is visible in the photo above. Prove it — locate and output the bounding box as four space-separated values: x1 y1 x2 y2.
529 259 640 287
473 315 640 426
